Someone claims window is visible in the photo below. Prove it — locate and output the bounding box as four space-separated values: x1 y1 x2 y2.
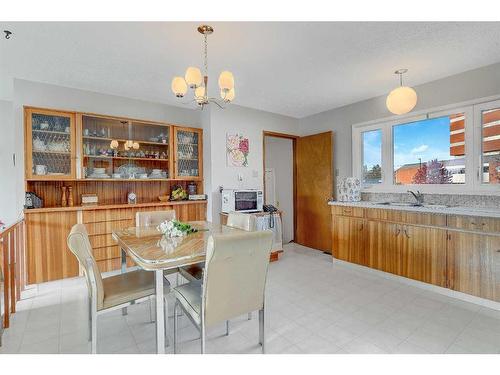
352 98 500 193
362 129 382 184
393 113 465 185
480 108 500 184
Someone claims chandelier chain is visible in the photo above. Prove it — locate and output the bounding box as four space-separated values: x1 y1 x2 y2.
203 33 208 77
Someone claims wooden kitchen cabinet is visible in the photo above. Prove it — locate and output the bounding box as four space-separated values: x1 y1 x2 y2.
447 231 500 302
26 211 79 284
173 126 203 180
332 216 367 265
367 220 402 275
400 225 447 287
25 107 77 180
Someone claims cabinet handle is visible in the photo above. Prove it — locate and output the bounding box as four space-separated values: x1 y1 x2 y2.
359 223 364 231
395 226 400 236
404 227 410 238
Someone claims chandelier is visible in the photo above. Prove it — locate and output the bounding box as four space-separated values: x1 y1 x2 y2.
171 25 235 109
386 69 417 115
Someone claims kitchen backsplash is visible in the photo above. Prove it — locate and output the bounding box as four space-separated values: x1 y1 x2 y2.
361 192 500 208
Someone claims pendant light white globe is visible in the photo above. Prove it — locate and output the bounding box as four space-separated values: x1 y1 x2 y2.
171 77 187 97
221 87 235 102
386 69 417 115
185 67 202 88
218 71 234 91
195 86 206 104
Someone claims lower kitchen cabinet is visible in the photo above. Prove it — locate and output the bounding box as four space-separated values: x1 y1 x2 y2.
447 231 500 302
332 216 367 265
26 211 79 284
400 225 447 287
367 220 401 275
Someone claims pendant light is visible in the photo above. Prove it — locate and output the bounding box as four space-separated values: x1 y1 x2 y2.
386 69 417 115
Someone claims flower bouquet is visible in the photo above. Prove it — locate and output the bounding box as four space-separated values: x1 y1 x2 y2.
157 219 198 238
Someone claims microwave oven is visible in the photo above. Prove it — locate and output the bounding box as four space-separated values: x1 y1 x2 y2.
221 189 263 213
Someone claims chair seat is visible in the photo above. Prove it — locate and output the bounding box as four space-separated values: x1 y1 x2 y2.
179 264 204 282
173 281 202 324
102 270 170 310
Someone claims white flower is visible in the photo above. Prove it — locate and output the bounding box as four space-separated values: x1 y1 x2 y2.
157 219 186 238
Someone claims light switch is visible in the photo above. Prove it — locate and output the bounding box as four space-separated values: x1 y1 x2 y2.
237 173 243 182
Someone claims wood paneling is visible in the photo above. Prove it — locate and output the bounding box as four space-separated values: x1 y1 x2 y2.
26 211 79 284
367 220 401 275
447 215 500 234
400 225 447 287
447 231 500 302
296 131 333 253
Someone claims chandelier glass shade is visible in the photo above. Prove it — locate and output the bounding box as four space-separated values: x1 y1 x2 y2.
171 25 234 109
386 69 417 115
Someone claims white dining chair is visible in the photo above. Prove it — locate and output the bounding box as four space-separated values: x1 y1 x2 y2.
172 230 273 354
226 212 255 231
67 224 170 353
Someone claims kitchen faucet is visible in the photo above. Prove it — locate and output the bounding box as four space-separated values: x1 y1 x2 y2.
408 190 424 206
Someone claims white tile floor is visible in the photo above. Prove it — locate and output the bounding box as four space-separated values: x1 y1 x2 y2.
1 243 500 354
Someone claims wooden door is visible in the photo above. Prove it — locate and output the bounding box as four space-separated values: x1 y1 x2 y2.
367 220 401 275
173 126 203 181
447 231 500 302
296 131 333 252
400 225 447 287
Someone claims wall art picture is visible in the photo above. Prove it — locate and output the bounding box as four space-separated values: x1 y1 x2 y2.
226 133 249 167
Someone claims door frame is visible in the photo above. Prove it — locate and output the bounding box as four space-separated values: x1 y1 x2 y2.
262 131 298 242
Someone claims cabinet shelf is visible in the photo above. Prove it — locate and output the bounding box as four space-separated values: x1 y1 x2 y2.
33 129 70 136
83 136 168 146
84 155 168 162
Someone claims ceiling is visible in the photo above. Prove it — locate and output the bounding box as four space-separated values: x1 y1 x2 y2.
1 22 500 118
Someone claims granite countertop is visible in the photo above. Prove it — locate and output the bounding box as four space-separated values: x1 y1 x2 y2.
328 200 500 219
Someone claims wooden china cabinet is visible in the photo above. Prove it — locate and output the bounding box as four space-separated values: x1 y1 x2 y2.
23 106 206 284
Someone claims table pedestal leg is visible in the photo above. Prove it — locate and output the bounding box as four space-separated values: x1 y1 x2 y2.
121 248 128 315
155 269 165 354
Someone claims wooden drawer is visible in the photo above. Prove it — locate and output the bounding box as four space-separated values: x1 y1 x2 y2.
85 219 133 236
331 206 364 218
83 208 134 224
88 233 117 249
92 245 121 261
447 215 500 234
365 208 446 226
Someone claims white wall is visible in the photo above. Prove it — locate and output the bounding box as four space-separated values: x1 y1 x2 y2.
0 100 17 226
206 105 299 223
11 79 201 218
299 62 500 181
264 136 294 243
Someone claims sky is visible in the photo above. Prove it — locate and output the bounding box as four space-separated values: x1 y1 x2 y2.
363 116 458 171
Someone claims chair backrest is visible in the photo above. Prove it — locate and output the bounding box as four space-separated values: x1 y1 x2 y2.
202 230 273 327
136 210 176 227
67 224 104 309
226 212 255 231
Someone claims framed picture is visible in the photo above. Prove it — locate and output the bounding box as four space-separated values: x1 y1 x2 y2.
226 133 249 167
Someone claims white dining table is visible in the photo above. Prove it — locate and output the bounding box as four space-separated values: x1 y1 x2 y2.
112 221 243 353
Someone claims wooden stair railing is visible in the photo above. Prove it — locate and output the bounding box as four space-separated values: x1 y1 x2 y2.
1 218 26 330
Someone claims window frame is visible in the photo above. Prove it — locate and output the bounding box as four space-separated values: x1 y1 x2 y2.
352 98 500 195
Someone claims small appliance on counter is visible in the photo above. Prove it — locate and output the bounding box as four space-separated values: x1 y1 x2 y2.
221 189 263 213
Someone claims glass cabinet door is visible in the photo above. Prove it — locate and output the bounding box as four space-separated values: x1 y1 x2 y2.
81 115 170 180
26 108 75 179
174 126 202 180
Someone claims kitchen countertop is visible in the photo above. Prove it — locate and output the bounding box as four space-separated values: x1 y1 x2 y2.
328 200 500 219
